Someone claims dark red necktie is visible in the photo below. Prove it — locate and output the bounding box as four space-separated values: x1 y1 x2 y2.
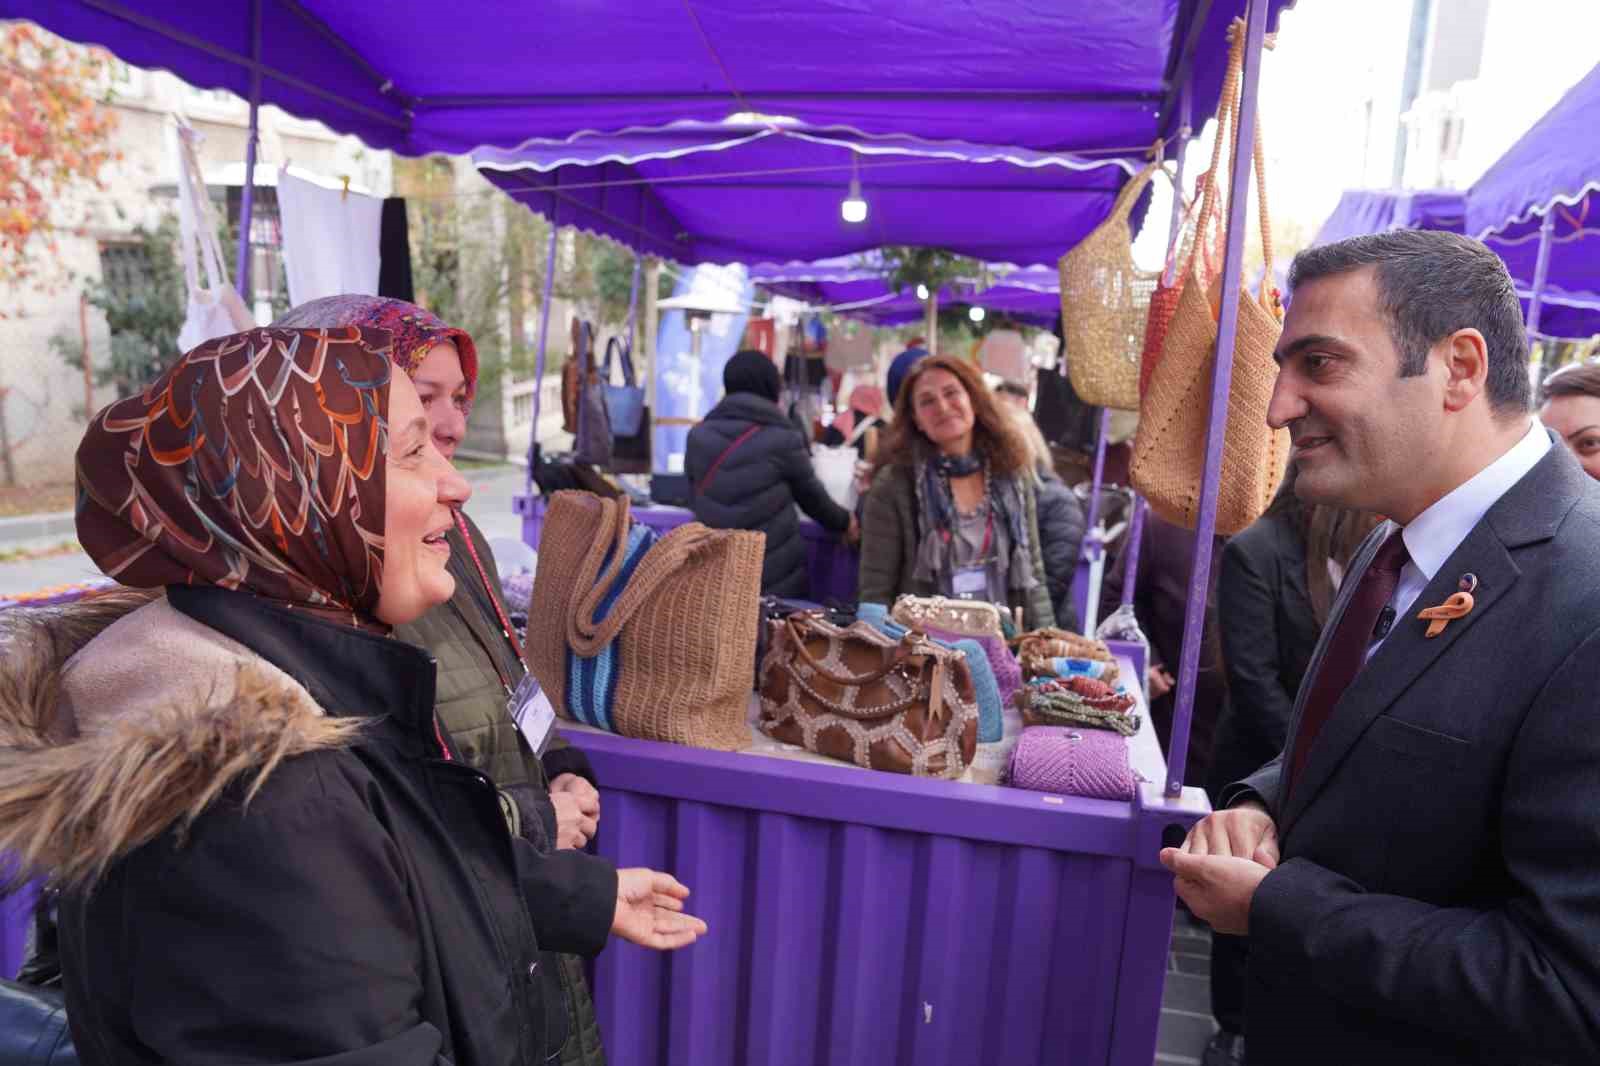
1287 530 1410 796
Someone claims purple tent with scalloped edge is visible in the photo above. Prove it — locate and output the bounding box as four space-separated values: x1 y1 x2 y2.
1467 61 1600 340
475 122 1139 267
5 1 1291 156
1313 188 1466 246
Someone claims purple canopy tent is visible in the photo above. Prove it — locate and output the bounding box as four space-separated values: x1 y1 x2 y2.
1313 188 1467 246
750 257 1059 327
1468 61 1600 341
5 3 1290 1060
475 122 1139 267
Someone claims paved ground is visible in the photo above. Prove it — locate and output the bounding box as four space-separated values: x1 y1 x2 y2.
1158 909 1219 1065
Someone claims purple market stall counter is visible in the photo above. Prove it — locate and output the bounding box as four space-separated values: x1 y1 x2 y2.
560 652 1207 1066
516 494 859 605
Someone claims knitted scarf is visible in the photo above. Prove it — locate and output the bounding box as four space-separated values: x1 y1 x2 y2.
911 448 1036 594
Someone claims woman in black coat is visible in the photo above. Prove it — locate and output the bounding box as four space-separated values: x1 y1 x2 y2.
0 328 704 1066
686 349 856 598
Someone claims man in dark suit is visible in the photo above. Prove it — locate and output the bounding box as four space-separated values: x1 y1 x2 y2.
1161 230 1600 1065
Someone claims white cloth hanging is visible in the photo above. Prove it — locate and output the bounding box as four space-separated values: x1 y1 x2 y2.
173 123 254 352
276 168 383 306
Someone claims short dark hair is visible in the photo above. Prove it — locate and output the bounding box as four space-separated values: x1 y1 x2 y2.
1288 230 1530 414
1540 361 1600 404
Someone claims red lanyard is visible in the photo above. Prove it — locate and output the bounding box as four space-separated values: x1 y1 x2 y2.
454 510 525 665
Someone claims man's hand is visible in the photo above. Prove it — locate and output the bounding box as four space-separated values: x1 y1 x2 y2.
611 869 708 950
1160 850 1271 935
549 774 600 850
1147 665 1175 701
1181 799 1280 868
845 514 861 546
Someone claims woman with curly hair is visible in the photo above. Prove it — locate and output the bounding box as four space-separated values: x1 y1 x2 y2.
858 354 1055 629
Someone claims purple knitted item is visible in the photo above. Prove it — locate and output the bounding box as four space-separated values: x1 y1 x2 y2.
923 624 1022 712
1006 726 1137 801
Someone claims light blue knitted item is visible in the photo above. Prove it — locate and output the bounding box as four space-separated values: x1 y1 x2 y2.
857 603 1003 743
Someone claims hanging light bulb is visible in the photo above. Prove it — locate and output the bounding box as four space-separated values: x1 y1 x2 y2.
840 175 868 224
916 284 931 301
969 306 986 323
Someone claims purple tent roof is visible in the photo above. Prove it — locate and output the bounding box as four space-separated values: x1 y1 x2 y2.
5 1 1292 157
749 258 1060 327
1467 62 1600 339
476 122 1140 266
1312 189 1466 246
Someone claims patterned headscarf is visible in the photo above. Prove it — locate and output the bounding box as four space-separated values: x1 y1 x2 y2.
75 328 394 617
272 296 479 411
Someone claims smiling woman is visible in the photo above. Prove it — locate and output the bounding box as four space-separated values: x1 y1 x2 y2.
0 327 705 1066
1539 362 1600 481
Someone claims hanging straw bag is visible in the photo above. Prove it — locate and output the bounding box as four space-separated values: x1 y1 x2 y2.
173 123 254 352
1057 159 1170 410
1131 20 1289 536
1139 178 1222 398
525 491 764 751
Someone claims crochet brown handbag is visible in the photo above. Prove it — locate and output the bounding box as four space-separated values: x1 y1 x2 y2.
526 491 764 751
1131 19 1289 536
758 614 979 778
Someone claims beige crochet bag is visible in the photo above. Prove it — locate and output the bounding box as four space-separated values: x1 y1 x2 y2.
1058 158 1171 411
526 491 764 751
1131 19 1289 535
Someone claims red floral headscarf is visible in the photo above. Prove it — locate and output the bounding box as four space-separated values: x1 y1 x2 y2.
272 296 479 412
75 328 394 615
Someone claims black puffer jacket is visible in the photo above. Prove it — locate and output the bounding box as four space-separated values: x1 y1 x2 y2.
685 392 851 597
0 586 618 1066
1034 466 1086 631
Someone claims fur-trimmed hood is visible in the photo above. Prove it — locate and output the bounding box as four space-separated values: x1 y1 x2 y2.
0 590 361 889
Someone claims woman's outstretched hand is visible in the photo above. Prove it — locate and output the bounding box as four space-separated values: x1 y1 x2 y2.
611 868 708 950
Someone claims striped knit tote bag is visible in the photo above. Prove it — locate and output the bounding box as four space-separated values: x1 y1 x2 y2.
526 491 765 751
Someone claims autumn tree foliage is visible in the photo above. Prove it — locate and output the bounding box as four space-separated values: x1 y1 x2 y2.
0 22 120 290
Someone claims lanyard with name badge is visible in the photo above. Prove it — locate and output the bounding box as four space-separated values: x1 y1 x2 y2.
949 510 995 600
454 511 557 757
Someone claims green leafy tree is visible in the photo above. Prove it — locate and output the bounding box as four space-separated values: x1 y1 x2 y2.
50 217 186 399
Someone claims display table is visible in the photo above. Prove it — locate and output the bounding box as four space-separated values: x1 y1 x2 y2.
515 494 859 604
559 649 1204 1066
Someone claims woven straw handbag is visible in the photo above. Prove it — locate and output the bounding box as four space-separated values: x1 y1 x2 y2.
1140 178 1222 399
1057 158 1170 411
525 491 764 751
1131 19 1289 536
758 614 978 778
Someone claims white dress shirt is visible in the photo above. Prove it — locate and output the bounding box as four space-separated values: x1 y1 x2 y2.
1367 418 1550 658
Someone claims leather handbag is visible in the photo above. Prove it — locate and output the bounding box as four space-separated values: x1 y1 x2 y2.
1007 726 1137 801
1057 158 1172 410
758 614 979 778
601 336 646 438
857 603 1007 744
0 981 77 1065
562 320 613 468
1131 20 1290 536
525 491 764 751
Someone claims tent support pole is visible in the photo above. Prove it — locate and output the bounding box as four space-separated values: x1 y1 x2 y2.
1077 407 1113 632
527 223 561 497
1167 0 1270 798
235 0 261 301
1525 210 1556 353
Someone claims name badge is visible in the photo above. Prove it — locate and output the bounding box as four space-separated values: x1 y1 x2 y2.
509 672 557 756
951 566 988 599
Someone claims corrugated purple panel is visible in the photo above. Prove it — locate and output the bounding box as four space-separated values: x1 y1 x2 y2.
588 789 1144 1066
